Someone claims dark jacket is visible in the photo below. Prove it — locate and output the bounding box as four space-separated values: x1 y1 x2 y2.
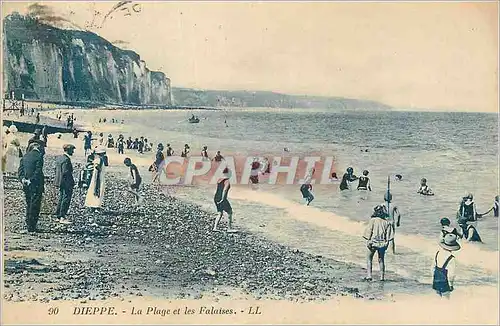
18 148 44 186
55 154 74 188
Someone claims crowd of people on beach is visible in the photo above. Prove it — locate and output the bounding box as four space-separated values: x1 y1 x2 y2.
3 114 499 300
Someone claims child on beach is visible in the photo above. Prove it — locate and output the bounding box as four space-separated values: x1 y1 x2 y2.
116 135 125 155
432 233 460 298
78 154 95 190
124 157 142 206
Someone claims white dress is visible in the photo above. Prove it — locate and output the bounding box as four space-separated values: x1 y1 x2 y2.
3 133 21 174
85 157 106 208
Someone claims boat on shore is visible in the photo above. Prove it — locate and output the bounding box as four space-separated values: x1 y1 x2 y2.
2 119 80 134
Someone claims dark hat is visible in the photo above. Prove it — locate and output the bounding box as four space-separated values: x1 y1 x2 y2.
347 167 353 173
371 205 387 218
440 233 461 251
363 170 369 176
440 217 451 226
34 128 42 135
123 157 131 165
157 143 164 149
63 144 75 151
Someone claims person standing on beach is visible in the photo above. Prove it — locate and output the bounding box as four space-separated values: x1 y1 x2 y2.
213 167 236 232
98 133 105 147
18 142 44 232
166 144 174 156
3 125 22 175
85 146 109 211
35 112 40 125
117 135 125 155
363 205 394 281
127 137 133 149
133 138 139 150
138 137 145 154
84 131 93 156
340 167 358 191
27 129 45 156
250 159 261 186
54 144 75 224
382 191 401 254
432 233 460 298
124 158 143 205
152 143 165 184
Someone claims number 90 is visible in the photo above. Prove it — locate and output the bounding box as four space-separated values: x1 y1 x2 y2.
48 307 59 315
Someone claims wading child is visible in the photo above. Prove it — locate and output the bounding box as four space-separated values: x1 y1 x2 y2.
433 233 460 298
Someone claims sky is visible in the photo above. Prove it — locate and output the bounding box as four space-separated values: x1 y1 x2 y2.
1 1 498 112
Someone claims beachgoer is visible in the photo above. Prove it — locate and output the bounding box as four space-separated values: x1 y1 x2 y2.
138 137 144 154
133 138 139 150
330 172 339 182
117 135 125 154
152 143 165 184
201 146 209 160
126 137 133 149
299 167 315 205
107 134 115 148
213 167 235 232
494 196 499 217
124 157 142 205
181 144 190 158
432 233 460 298
35 112 40 125
357 170 372 191
78 154 95 190
417 178 434 196
261 157 270 174
54 144 75 224
84 146 109 211
41 126 48 147
439 217 462 241
103 118 107 123
84 131 92 156
18 142 44 232
166 144 174 156
457 193 478 223
3 125 22 174
395 174 403 181
363 205 394 281
382 191 401 254
72 128 79 139
213 150 224 162
250 159 261 186
144 139 152 152
27 129 45 156
458 221 482 242
98 133 105 146
340 167 358 191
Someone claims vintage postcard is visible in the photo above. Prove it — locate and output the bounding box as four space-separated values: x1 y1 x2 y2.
1 1 498 325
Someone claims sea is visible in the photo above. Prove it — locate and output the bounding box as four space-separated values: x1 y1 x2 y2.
87 108 499 295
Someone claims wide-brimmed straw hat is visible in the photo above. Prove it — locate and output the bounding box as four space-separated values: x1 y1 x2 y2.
440 233 461 251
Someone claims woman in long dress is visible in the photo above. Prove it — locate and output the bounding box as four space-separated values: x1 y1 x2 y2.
3 125 22 174
85 147 109 210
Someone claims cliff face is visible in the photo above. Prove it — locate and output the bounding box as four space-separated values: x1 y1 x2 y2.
3 13 171 105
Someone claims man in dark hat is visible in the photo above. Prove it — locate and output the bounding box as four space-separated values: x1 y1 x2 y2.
54 144 75 224
18 142 45 232
27 129 45 156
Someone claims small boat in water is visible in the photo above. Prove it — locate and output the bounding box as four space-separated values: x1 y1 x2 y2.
188 117 200 124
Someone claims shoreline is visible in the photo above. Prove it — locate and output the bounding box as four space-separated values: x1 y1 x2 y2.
2 111 498 324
